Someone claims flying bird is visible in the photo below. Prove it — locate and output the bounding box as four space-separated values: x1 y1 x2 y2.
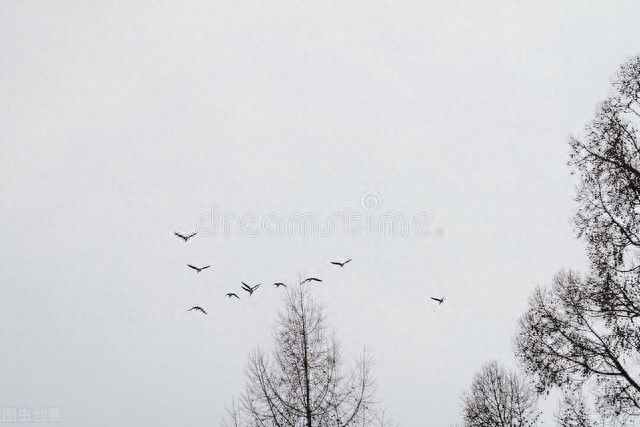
273 282 287 288
188 306 207 314
226 293 240 299
430 296 445 305
187 264 210 273
174 231 197 242
301 277 323 284
241 282 261 295
330 258 352 267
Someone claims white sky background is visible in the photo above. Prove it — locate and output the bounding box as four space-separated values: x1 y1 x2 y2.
2 1 640 425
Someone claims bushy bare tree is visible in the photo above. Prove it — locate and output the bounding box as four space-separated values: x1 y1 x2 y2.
461 361 540 427
568 54 640 386
515 54 640 424
223 286 390 427
568 53 640 332
514 270 640 422
569 54 640 276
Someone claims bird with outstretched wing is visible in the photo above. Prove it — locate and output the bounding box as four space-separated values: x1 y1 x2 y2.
188 306 207 314
430 296 445 305
330 258 352 267
187 264 210 273
174 231 197 242
241 282 261 295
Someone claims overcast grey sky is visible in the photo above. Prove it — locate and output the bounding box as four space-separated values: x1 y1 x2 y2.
2 1 640 426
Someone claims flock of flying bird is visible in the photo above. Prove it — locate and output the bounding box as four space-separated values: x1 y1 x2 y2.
174 230 445 314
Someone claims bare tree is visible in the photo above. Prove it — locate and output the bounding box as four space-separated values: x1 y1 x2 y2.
569 54 640 276
567 55 640 363
514 270 640 422
555 390 598 427
461 360 540 427
512 54 640 425
222 398 243 427
224 286 390 427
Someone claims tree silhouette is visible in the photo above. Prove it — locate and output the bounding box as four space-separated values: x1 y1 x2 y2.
223 286 392 427
569 53 640 327
515 54 640 424
514 271 640 422
569 54 640 276
461 361 540 427
555 390 598 427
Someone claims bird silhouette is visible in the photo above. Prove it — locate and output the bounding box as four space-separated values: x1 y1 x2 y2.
301 277 323 284
188 306 207 314
241 282 261 295
430 296 445 305
273 282 287 288
330 258 352 267
174 231 197 242
226 293 240 299
187 264 210 273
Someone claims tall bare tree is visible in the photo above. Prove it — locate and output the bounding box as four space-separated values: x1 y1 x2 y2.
461 361 540 427
569 54 640 276
223 286 390 427
567 55 640 372
514 54 640 424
